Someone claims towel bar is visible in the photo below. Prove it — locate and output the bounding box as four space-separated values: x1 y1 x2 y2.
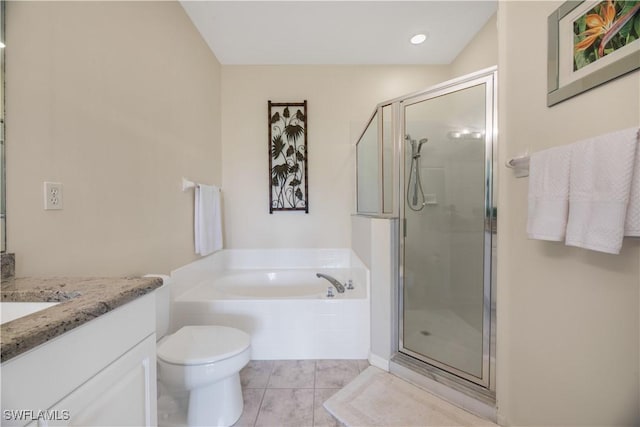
505 154 530 178
182 177 196 192
182 177 221 192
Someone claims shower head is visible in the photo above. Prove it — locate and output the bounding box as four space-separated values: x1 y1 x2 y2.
406 136 427 158
412 138 428 156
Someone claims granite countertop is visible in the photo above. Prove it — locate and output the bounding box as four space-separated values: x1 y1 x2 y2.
1 276 163 362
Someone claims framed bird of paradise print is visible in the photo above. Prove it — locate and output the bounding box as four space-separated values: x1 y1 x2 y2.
547 0 640 106
268 100 309 213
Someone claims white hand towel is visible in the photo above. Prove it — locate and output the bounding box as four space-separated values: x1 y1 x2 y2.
624 129 640 236
527 145 572 241
565 128 639 254
195 184 223 256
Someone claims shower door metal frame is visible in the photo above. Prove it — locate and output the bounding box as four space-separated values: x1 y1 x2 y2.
396 68 497 391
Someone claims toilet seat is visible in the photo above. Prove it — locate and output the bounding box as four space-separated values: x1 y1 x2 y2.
157 325 251 366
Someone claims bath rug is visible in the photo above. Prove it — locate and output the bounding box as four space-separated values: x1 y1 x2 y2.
323 366 496 427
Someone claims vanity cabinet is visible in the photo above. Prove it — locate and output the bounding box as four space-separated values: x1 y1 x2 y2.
41 335 155 427
1 293 157 427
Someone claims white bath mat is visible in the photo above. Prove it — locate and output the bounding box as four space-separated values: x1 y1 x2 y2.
323 366 497 427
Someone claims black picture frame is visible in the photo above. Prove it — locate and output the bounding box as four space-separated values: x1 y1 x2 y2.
268 100 309 213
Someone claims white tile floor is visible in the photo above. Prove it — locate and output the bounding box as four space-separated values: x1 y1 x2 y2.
234 359 369 427
159 359 495 427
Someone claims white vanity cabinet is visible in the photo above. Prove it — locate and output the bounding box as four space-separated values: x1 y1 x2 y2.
1 293 157 427
42 335 155 427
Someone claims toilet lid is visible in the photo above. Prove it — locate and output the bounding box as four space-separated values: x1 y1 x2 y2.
157 325 251 366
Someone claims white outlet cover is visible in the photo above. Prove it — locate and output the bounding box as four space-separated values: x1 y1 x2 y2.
44 182 63 210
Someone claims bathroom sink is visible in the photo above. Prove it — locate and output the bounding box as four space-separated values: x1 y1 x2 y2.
1 302 59 325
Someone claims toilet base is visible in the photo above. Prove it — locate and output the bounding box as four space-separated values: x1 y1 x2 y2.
187 372 243 427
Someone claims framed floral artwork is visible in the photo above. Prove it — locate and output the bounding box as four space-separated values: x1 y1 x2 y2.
547 0 640 106
268 100 309 213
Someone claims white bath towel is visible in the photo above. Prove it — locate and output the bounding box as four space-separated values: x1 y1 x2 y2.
527 145 572 241
624 129 640 236
195 184 223 256
565 128 639 254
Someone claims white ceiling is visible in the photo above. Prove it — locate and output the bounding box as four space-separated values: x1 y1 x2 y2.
180 1 497 65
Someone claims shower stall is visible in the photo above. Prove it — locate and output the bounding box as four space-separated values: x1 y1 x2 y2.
356 67 497 404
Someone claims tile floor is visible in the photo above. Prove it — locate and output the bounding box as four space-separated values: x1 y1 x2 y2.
159 359 494 427
233 359 369 427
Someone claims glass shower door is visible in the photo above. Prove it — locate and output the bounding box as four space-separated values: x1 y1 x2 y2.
400 78 493 386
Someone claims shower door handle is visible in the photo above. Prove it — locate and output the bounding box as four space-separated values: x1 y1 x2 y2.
403 218 407 237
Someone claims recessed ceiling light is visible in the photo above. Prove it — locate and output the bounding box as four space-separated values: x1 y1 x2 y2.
410 34 427 45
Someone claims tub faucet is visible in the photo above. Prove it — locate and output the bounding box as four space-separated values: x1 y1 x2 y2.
316 273 345 293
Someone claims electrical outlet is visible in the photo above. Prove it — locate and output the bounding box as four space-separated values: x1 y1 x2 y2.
44 182 63 210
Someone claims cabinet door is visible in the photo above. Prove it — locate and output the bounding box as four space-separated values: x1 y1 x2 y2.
46 335 157 427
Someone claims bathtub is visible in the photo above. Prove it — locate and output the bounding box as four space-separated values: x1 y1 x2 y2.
169 249 370 360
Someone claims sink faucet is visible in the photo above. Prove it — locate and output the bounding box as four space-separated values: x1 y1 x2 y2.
316 273 345 293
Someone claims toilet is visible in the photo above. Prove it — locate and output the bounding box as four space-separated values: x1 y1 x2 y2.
153 276 251 427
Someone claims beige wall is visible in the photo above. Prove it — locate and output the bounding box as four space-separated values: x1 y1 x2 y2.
6 1 222 276
450 13 498 79
5 3 496 273
496 1 639 425
220 65 450 248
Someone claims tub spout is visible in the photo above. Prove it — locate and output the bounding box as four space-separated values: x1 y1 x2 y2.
316 273 345 293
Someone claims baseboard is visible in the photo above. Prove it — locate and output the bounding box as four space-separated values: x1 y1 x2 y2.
368 353 390 371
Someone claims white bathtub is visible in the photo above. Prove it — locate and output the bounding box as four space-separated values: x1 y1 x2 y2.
169 249 370 360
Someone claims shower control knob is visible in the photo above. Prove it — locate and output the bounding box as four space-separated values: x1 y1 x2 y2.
346 280 354 290
326 287 334 298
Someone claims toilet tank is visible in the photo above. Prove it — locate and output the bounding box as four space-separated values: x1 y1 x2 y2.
144 274 171 339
